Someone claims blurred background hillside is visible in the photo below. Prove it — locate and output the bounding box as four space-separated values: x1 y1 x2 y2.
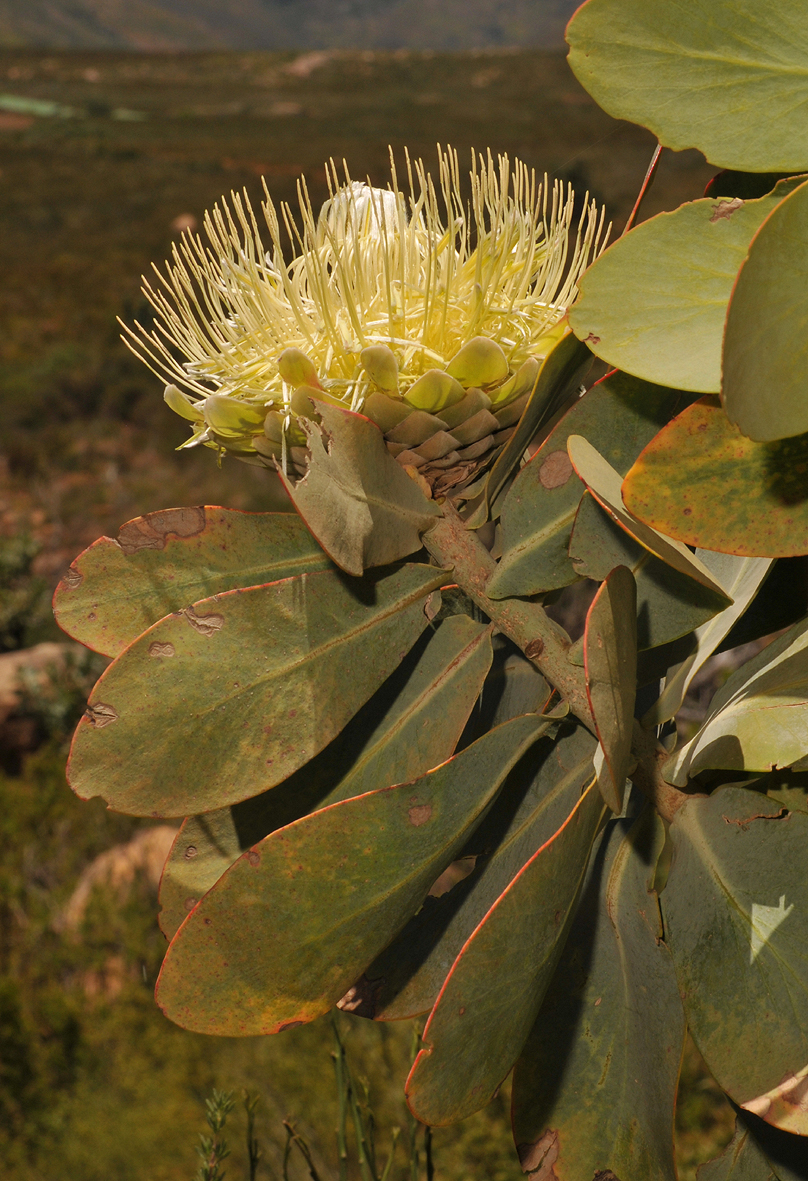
4 0 577 52
0 9 732 1178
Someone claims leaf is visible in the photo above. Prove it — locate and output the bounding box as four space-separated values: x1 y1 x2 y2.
405 778 605 1126
155 712 553 1035
368 722 597 1020
488 372 698 599
623 398 808 558
281 402 441 577
568 435 730 597
663 614 808 785
662 785 808 1135
584 565 637 813
570 492 732 652
469 332 593 527
158 616 494 938
697 1122 777 1181
566 0 808 172
568 183 801 392
512 809 684 1181
54 508 330 658
723 180 808 442
644 551 772 727
67 562 447 817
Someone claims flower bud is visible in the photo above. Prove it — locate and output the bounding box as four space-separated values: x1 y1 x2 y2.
404 370 465 413
164 385 204 422
447 337 509 390
360 345 399 393
277 348 322 390
203 394 266 439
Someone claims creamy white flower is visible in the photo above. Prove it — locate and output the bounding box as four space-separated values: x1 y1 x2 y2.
123 146 609 460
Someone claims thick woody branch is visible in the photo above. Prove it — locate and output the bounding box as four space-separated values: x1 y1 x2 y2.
422 507 594 728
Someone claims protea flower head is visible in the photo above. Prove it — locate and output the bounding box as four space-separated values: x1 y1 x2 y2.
125 147 608 498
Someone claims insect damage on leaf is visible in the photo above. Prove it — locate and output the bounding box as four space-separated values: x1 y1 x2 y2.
116 506 206 554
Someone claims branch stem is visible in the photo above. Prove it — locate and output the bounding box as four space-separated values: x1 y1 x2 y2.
424 507 689 822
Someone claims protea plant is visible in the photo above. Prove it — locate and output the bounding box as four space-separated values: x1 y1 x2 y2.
54 2 808 1176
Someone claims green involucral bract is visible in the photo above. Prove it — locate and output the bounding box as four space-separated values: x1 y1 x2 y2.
54 6 808 1177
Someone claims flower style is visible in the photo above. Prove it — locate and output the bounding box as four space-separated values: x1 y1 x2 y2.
125 146 608 497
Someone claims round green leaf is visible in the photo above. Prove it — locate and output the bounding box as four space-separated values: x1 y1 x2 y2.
663 786 808 1136
67 562 447 817
155 713 551 1036
622 397 808 558
723 179 808 441
569 186 796 393
53 508 330 658
512 810 684 1181
567 0 808 172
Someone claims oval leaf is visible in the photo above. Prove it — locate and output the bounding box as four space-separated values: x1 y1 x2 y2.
489 372 698 599
723 179 808 441
567 0 808 172
67 562 447 817
158 615 493 938
54 508 331 658
405 778 605 1126
369 722 597 1021
568 185 797 392
623 398 808 558
584 565 637 813
512 809 684 1181
281 401 441 577
155 712 552 1035
662 786 808 1135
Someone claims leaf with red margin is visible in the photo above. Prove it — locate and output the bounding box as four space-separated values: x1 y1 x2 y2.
157 615 494 939
154 712 553 1035
67 563 447 817
54 508 331 658
405 777 605 1126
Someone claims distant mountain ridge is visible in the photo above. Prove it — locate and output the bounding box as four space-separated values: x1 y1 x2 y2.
0 0 579 51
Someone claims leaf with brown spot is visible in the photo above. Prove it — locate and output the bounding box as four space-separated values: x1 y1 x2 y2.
405 777 605 1126
68 563 447 817
622 397 808 559
280 402 441 577
157 615 494 938
54 508 332 657
155 712 553 1035
663 786 808 1135
512 810 683 1181
489 373 698 599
